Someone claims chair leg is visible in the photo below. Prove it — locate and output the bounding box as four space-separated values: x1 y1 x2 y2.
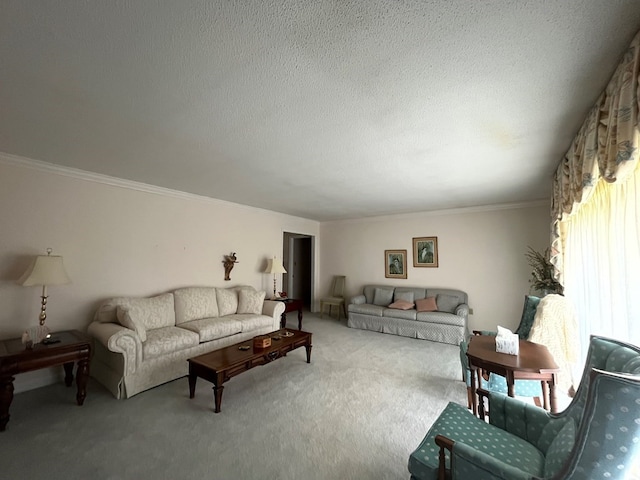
341 303 347 319
533 397 542 408
320 301 324 319
467 387 473 410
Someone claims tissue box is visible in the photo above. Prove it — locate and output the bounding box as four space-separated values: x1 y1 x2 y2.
495 326 519 355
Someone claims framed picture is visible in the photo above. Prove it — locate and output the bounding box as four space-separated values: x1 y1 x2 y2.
385 250 407 279
413 237 439 267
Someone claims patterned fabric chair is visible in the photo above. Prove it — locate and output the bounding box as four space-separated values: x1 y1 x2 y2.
410 335 640 480
460 295 543 409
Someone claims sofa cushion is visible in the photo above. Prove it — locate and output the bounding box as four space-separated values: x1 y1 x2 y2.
116 305 148 342
216 288 238 316
416 311 466 327
383 308 418 321
388 299 414 310
348 304 385 317
415 296 438 312
394 290 415 303
436 293 460 313
142 326 199 360
237 289 266 315
234 313 274 332
179 317 242 342
173 287 219 325
115 293 175 335
373 287 394 306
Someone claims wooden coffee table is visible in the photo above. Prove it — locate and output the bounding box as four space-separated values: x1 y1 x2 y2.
188 328 312 413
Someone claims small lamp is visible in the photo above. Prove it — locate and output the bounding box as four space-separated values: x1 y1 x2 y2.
264 257 286 300
18 248 71 326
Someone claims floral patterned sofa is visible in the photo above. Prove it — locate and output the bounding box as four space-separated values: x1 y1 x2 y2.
87 286 284 399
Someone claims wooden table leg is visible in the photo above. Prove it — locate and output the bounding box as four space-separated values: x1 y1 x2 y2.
305 343 312 363
188 366 197 399
0 375 14 431
470 366 478 417
75 359 89 406
281 313 287 329
541 380 550 411
212 372 225 413
549 374 558 413
63 362 74 387
506 372 515 397
297 308 303 330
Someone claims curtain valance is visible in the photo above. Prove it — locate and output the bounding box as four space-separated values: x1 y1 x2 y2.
551 30 640 281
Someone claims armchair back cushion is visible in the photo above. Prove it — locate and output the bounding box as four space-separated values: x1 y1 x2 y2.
173 287 219 325
543 419 576 477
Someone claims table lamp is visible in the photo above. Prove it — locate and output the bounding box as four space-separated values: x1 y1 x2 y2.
18 248 71 326
264 257 286 300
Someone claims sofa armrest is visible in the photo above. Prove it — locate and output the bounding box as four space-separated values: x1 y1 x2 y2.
87 321 143 376
262 300 285 323
455 303 469 319
350 294 366 305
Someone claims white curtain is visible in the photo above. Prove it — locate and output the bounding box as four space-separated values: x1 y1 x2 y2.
563 164 640 355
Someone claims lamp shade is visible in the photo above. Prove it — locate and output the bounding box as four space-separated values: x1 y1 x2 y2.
18 254 71 286
264 257 286 274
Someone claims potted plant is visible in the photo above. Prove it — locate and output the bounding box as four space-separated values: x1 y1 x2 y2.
525 246 564 295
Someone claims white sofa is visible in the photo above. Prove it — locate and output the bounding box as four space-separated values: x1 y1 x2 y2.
87 286 285 399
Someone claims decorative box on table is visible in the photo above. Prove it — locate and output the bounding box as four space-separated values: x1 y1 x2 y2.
253 335 271 349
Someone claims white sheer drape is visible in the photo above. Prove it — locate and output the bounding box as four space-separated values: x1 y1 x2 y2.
563 164 640 355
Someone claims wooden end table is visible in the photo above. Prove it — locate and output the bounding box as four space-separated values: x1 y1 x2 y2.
0 330 91 431
277 298 304 330
188 328 312 413
466 335 559 418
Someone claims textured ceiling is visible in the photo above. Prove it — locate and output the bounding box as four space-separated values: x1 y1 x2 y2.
2 1 640 221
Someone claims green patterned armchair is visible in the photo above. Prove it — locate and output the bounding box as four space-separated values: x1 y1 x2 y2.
409 335 640 480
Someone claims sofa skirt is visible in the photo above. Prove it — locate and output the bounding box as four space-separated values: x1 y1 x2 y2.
347 313 466 346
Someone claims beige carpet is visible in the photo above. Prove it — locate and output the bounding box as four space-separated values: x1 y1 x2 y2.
0 313 466 480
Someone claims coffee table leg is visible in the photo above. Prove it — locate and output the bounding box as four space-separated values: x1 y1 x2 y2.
0 375 14 431
305 344 312 363
63 362 74 387
213 384 224 413
75 359 89 406
188 365 197 399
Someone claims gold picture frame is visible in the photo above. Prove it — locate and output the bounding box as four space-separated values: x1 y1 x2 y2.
413 237 438 267
385 250 407 279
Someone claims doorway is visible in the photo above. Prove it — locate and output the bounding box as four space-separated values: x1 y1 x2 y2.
282 232 314 309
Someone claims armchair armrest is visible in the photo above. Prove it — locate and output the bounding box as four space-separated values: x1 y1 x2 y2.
450 441 534 480
350 294 366 305
87 321 143 376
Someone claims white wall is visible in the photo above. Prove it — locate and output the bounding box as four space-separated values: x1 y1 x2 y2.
319 204 550 332
0 155 319 390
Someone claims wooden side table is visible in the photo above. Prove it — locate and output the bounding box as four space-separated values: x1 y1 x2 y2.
277 298 304 330
0 329 91 431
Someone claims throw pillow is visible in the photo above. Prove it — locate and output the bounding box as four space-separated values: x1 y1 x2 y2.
216 288 239 316
373 287 394 306
415 296 438 312
237 289 266 315
544 419 576 477
436 294 460 313
116 305 147 342
388 299 415 310
394 290 415 303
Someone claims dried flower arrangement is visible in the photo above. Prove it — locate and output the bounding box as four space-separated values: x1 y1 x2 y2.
525 246 564 295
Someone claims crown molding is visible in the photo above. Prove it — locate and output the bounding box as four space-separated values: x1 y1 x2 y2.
0 151 299 219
